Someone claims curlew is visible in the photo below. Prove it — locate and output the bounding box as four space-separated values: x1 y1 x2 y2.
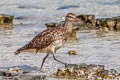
15 13 80 70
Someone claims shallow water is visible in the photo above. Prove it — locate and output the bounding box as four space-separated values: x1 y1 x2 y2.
0 0 120 79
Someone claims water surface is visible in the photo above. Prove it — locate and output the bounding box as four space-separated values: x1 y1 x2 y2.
0 0 120 78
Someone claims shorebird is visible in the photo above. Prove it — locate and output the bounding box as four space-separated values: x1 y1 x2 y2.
15 13 80 70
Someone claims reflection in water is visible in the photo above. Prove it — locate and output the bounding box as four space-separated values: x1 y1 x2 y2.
96 30 108 38
0 25 13 31
96 30 120 38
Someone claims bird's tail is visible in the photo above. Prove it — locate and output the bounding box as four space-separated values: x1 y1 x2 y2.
14 43 31 55
14 47 25 55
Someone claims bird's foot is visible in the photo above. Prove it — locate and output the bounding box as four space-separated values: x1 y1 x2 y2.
64 63 70 68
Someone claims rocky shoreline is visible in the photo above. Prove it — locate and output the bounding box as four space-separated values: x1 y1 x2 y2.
0 64 120 80
0 70 46 80
46 14 120 32
0 14 120 80
0 14 120 32
52 64 120 80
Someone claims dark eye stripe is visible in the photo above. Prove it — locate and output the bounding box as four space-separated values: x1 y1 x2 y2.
66 15 75 18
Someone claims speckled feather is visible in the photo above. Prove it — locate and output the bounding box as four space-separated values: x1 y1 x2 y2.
16 27 67 54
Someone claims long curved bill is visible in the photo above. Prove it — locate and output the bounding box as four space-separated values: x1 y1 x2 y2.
74 17 83 22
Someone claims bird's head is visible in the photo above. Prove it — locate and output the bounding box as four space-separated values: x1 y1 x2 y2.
65 13 80 22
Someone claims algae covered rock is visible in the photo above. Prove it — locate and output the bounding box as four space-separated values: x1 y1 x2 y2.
116 19 120 32
96 18 116 32
0 14 14 26
0 67 46 80
106 18 116 31
68 50 77 56
45 23 58 29
97 16 120 32
45 14 96 32
0 14 14 30
45 15 120 37
52 64 120 80
96 18 109 32
77 14 96 30
113 16 120 32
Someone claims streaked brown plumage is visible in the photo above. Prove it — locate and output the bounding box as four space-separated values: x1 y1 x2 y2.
15 13 80 70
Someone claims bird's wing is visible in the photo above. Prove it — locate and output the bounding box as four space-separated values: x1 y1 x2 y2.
25 27 65 50
28 29 55 49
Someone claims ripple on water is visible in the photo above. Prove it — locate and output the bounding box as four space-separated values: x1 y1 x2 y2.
56 5 80 10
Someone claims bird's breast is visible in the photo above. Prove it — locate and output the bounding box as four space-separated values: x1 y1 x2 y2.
52 39 65 50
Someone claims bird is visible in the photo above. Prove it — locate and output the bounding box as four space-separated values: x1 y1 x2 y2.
15 13 80 70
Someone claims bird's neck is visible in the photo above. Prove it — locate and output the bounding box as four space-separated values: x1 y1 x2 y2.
64 20 73 37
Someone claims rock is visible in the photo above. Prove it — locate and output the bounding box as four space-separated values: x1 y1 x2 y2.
8 67 23 73
96 18 109 32
0 14 14 30
0 72 46 80
68 50 77 56
116 19 120 32
45 23 58 29
0 14 14 26
96 16 120 32
52 64 120 80
45 14 96 32
0 71 6 76
0 71 14 77
112 16 120 32
0 68 46 80
77 14 96 29
106 18 116 31
45 15 120 34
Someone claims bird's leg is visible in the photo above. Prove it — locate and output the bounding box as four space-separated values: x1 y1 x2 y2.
40 54 49 71
52 53 67 66
36 48 39 54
